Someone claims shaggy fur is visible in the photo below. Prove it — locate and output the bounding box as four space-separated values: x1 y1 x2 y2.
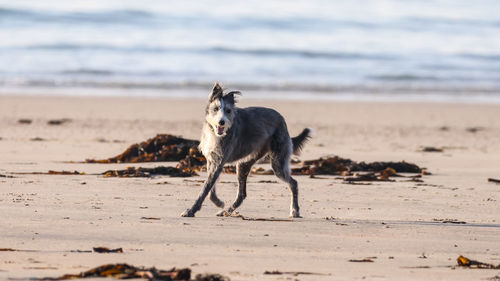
181 83 311 218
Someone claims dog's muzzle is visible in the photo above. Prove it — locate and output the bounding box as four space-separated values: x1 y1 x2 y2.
216 126 225 135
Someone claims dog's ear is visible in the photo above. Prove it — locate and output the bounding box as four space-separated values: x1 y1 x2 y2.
209 82 224 102
222 91 242 105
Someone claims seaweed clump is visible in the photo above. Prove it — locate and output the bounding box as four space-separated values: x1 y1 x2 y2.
176 147 207 174
457 255 500 269
87 134 199 163
36 263 192 280
102 166 194 178
31 263 231 280
292 155 422 176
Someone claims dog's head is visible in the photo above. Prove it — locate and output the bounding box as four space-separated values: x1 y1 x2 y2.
205 82 241 137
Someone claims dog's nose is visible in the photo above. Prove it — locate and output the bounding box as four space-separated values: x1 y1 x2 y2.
218 120 225 126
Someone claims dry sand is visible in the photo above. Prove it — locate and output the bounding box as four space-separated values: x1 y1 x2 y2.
1 95 499 280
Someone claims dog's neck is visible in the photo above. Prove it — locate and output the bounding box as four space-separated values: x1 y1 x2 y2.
200 114 239 164
200 122 229 160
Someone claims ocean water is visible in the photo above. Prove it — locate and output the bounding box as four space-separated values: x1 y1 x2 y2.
1 0 500 100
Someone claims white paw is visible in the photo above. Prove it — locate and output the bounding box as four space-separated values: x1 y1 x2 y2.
290 210 301 218
216 209 232 217
181 209 195 217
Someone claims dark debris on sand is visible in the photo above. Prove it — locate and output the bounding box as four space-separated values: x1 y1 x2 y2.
87 134 200 163
31 263 229 281
457 255 500 269
13 170 85 176
264 270 330 276
176 147 207 174
102 166 194 178
465 127 485 133
419 146 444 153
348 258 375 263
18 118 32 124
30 137 46 141
92 247 123 253
47 118 72 125
488 178 500 184
195 273 230 281
291 155 423 176
0 248 19 251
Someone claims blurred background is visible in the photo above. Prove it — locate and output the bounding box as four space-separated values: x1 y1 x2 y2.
0 0 499 100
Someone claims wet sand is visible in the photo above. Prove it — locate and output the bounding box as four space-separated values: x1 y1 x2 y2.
1 95 499 280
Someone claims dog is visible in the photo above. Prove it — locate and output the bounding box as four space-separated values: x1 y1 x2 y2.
181 83 311 218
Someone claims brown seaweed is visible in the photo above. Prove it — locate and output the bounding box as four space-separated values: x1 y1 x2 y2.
49 170 84 175
0 248 18 251
342 167 403 182
176 147 207 174
13 170 85 175
195 274 230 281
223 166 236 174
488 178 500 184
292 155 423 176
292 156 353 175
102 166 193 178
343 172 392 182
87 134 200 163
264 270 330 276
433 219 466 224
350 161 422 173
18 119 32 124
457 255 500 269
92 247 123 253
465 127 484 133
47 118 71 125
419 146 444 152
0 248 38 252
34 263 193 280
348 258 375 263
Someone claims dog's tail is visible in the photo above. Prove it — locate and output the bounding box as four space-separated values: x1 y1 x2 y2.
291 128 312 155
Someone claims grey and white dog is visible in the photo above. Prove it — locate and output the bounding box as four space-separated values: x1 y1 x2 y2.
181 83 311 218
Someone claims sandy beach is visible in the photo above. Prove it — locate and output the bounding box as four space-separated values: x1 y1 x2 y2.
1 95 499 280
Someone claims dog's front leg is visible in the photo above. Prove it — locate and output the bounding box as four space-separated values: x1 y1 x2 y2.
181 164 223 217
208 161 225 208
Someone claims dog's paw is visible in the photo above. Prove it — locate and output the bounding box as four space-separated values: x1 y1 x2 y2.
290 210 301 218
216 209 231 217
181 209 195 217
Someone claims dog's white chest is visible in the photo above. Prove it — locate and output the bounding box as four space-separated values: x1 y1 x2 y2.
199 125 218 159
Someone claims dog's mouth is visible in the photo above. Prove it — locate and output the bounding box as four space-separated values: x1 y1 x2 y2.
216 126 225 135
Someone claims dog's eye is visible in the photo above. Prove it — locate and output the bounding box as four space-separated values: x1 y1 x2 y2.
225 109 231 114
213 106 219 112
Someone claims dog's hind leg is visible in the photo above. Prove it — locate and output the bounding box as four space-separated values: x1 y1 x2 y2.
270 135 301 218
209 187 224 208
181 163 223 217
216 159 256 216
